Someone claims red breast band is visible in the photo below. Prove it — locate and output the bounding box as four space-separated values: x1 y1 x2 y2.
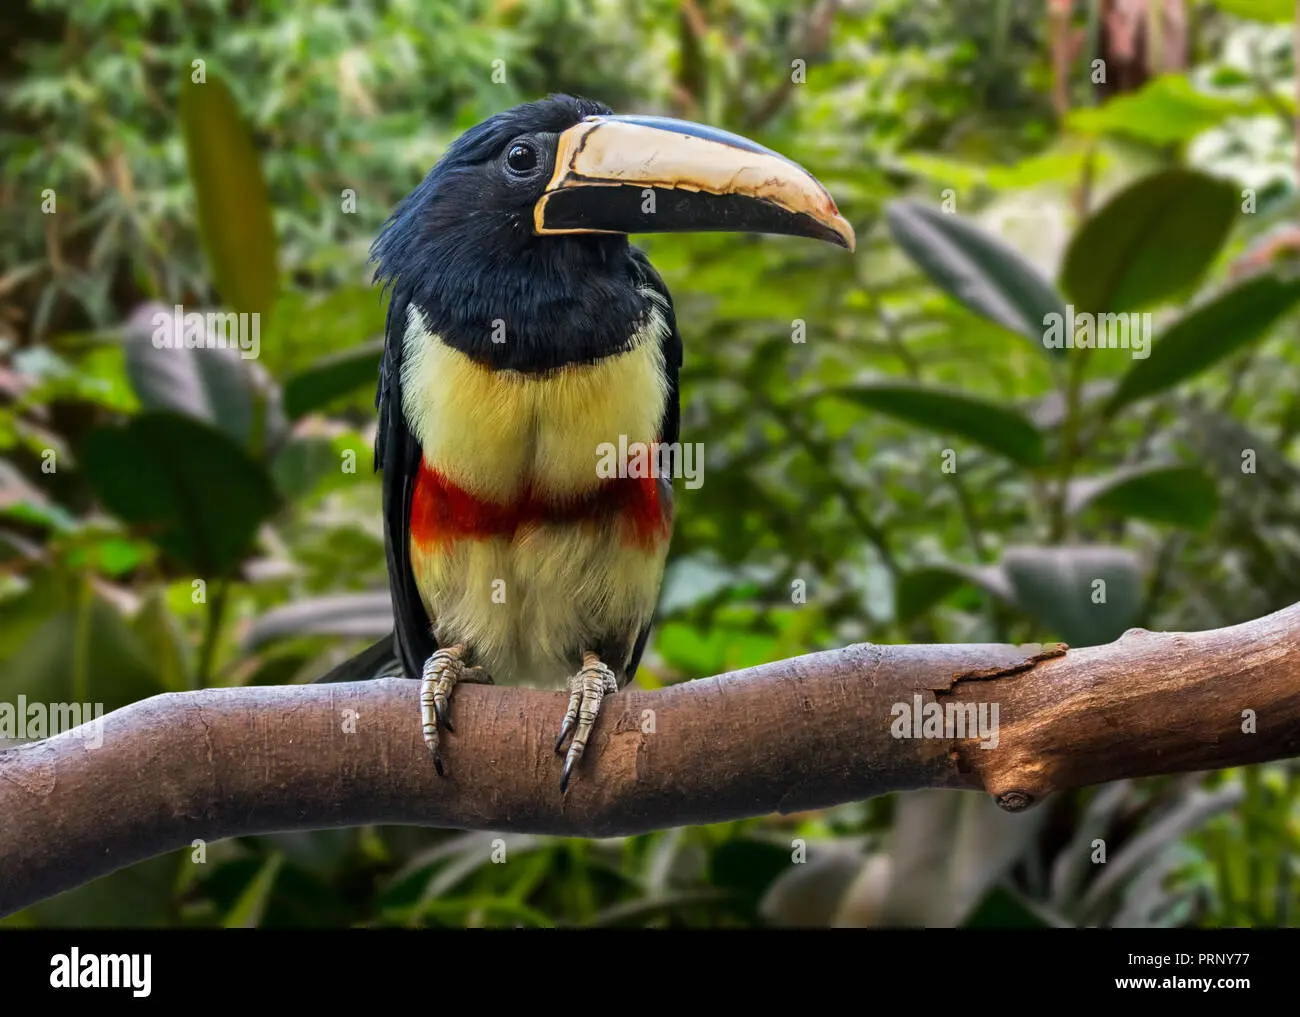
410 459 671 550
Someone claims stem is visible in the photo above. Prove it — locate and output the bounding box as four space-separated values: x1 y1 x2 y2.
877 307 1004 639
1049 348 1090 542
1243 765 1262 924
72 570 93 706
761 396 899 576
1147 0 1164 76
881 309 989 563
197 577 229 688
1295 0 1300 190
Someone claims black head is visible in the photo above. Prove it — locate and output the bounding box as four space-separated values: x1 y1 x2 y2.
371 93 854 373
371 95 646 372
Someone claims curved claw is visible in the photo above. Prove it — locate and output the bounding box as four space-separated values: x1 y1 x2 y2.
555 654 618 791
554 716 576 756
421 645 469 773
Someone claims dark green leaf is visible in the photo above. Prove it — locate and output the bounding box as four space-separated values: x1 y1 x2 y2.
122 302 287 453
283 339 384 420
895 563 1013 623
1107 274 1300 415
13 854 182 927
81 411 281 576
259 287 383 375
963 883 1064 928
823 383 1045 467
1068 464 1219 529
709 839 792 917
1001 545 1142 647
224 853 283 929
179 73 279 316
270 435 347 500
0 595 165 713
131 588 194 692
887 200 1067 346
1061 170 1237 313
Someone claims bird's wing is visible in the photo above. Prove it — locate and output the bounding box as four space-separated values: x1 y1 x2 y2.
624 247 683 682
311 634 404 684
378 287 437 679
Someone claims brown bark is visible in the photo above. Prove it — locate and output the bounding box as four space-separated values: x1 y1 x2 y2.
3 601 1299 916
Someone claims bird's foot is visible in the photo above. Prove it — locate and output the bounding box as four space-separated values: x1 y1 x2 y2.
420 644 492 776
554 651 618 793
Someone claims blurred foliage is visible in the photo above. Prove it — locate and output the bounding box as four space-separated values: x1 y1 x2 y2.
3 0 1300 927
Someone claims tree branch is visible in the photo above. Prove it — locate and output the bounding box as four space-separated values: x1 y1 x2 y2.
4 602 1300 916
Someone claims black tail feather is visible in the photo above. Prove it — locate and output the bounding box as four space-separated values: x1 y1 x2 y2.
312 633 407 684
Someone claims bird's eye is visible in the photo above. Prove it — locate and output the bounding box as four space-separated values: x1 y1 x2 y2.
506 143 538 175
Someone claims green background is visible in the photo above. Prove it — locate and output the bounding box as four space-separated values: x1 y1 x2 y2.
2 0 1299 927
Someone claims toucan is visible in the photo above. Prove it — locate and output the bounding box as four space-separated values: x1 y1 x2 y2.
321 95 854 792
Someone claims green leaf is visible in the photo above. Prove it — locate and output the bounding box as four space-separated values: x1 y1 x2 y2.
131 587 194 693
1107 274 1300 415
259 287 383 375
0 595 165 713
122 302 287 454
822 383 1046 467
13 854 182 927
1068 75 1267 144
1211 0 1293 22
1080 787 1244 917
963 883 1064 928
224 853 284 929
1 501 77 533
0 567 60 662
586 889 730 927
895 563 1013 623
81 411 281 576
657 555 777 614
1061 170 1238 313
886 200 1067 345
710 839 792 918
1001 545 1142 647
283 339 383 419
179 73 279 317
270 434 351 501
61 532 150 575
0 458 67 531
654 621 780 677
1067 464 1220 529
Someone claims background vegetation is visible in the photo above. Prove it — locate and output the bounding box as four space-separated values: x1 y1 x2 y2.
2 0 1299 927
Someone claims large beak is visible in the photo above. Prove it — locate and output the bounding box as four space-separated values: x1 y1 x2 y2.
533 115 855 251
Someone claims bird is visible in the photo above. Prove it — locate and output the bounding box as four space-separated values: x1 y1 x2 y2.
319 94 854 792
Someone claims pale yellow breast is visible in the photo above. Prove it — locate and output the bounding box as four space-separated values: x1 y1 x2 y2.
400 299 670 503
412 518 671 687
